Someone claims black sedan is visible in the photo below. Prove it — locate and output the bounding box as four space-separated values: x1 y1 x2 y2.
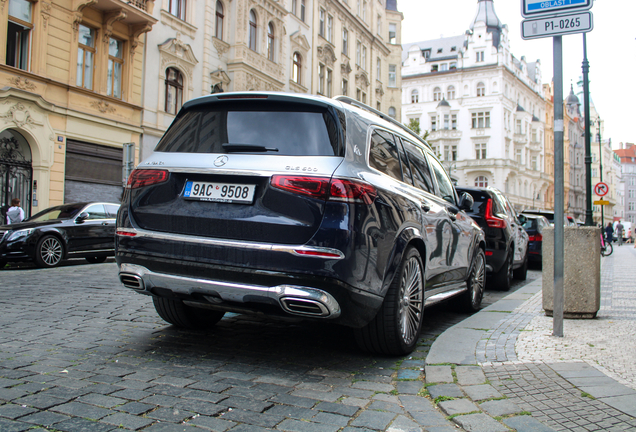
0 202 120 268
521 213 550 264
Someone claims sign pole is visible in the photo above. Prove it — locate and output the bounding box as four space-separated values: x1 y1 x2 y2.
582 34 594 226
553 36 564 338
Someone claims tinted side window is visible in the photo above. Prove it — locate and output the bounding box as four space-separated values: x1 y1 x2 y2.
369 130 403 182
105 204 120 218
83 204 108 220
426 152 456 204
400 138 434 193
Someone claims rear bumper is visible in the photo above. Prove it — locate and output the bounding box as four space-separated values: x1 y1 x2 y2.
116 253 383 328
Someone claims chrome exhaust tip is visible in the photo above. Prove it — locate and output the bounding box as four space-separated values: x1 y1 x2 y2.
280 297 331 317
120 273 145 291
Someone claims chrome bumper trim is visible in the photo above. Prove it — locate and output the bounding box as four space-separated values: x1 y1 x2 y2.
116 227 344 260
119 263 342 319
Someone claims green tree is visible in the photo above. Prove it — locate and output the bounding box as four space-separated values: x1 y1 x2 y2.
406 118 421 135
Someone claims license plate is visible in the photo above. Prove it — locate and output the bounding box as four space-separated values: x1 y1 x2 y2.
183 181 256 204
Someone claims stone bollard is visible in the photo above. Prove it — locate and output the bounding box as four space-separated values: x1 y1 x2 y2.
542 226 601 319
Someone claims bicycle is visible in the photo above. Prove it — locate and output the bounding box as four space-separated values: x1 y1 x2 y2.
601 233 613 257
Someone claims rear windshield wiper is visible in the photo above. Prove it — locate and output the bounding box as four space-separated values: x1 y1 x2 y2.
222 143 279 152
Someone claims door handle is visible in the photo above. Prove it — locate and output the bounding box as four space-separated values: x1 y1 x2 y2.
102 222 109 226
449 213 457 222
422 204 431 212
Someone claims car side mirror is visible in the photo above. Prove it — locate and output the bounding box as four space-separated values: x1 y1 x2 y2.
458 192 474 211
76 212 89 223
517 214 527 225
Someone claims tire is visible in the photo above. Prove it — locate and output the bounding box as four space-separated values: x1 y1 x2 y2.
152 297 225 329
86 256 107 264
513 252 528 281
355 246 424 356
34 235 64 268
602 243 613 257
458 249 486 312
490 250 512 291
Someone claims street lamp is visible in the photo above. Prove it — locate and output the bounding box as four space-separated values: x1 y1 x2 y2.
597 118 604 227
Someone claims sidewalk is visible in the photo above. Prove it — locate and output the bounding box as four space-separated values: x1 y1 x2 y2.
424 244 636 432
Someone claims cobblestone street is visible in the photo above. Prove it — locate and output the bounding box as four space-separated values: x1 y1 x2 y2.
0 260 485 432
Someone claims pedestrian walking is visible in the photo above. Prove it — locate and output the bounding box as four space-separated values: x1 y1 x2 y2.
627 228 632 244
616 221 624 246
605 222 614 245
6 198 25 225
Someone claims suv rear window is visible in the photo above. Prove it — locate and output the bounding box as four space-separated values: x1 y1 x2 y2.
155 101 343 156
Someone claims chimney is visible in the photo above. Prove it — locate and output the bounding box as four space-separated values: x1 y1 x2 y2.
620 142 624 149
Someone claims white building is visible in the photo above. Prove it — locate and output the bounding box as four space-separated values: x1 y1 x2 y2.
400 0 550 210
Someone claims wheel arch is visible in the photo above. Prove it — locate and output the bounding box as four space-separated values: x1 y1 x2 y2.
380 226 425 299
33 231 68 260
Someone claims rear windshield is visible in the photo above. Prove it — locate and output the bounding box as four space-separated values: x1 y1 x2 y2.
155 101 343 156
457 190 500 216
522 218 538 231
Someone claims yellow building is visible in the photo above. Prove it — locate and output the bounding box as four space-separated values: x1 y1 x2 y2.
1 0 156 216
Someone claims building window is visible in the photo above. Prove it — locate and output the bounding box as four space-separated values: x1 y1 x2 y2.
431 64 438 72
451 114 457 130
292 52 302 84
357 0 361 16
165 68 183 115
327 68 332 97
443 114 449 130
319 9 325 37
377 102 381 111
431 115 437 131
447 85 455 100
440 63 448 72
376 57 381 81
389 23 396 44
475 144 487 159
476 51 484 62
342 78 348 96
516 119 522 134
515 148 522 164
267 22 275 61
362 45 367 70
362 91 366 104
356 88 361 101
531 155 538 170
7 0 32 71
388 106 396 119
169 0 186 20
388 64 396 87
249 10 257 51
318 63 325 94
327 15 333 42
215 1 224 39
377 15 382 35
451 145 457 161
450 62 457 70
76 24 95 90
433 87 441 101
342 28 348 56
411 89 419 104
471 111 490 128
107 38 123 98
300 0 306 21
630 202 635 211
292 0 297 15
477 82 485 97
475 176 488 187
362 0 367 22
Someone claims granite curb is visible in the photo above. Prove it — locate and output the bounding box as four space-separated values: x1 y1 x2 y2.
425 259 636 432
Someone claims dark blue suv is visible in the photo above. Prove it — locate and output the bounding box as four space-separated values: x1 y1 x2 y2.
116 93 486 355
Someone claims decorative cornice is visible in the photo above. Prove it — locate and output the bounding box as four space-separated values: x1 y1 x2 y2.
41 1 52 29
317 44 337 67
341 61 352 76
0 102 41 129
355 72 370 88
103 10 127 42
131 24 152 55
212 37 230 57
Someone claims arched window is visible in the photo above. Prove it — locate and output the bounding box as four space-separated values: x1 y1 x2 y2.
433 87 441 101
267 22 275 61
249 10 257 51
388 106 396 119
215 1 224 40
411 89 419 103
477 82 485 97
165 67 183 115
292 52 302 84
475 176 488 187
447 85 455 100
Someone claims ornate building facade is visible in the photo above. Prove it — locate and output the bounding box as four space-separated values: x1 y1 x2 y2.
400 0 550 211
1 0 157 212
140 0 404 158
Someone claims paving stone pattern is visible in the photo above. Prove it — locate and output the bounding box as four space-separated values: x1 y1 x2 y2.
0 261 469 431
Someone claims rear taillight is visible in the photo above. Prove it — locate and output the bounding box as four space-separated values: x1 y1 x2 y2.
127 169 169 189
270 175 377 205
484 199 506 229
528 234 542 242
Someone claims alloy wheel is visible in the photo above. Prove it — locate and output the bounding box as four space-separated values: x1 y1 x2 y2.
40 237 63 267
398 256 424 346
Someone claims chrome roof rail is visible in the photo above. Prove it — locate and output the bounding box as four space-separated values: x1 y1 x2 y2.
334 95 431 150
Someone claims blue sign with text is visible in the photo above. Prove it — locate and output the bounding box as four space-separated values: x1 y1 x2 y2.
522 0 593 18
